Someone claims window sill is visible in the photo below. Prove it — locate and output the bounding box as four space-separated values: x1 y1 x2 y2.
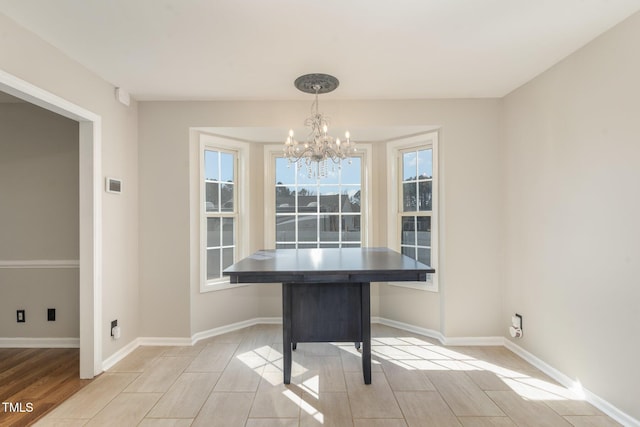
386 281 438 292
200 279 249 293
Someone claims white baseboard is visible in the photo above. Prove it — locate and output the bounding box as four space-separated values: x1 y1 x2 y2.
97 317 639 427
441 335 505 346
581 388 640 427
504 339 639 427
138 337 193 346
373 317 504 346
373 317 446 343
101 317 283 372
101 338 141 371
0 337 79 348
191 317 281 345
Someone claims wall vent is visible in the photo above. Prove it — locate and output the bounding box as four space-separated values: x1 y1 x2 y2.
105 177 122 194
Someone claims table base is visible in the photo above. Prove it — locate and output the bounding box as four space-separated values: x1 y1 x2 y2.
282 282 371 384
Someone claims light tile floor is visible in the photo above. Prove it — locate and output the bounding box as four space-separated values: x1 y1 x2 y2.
34 324 621 427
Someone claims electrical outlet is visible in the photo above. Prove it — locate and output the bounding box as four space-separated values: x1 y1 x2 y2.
48 308 56 321
509 313 524 338
111 319 118 337
17 310 25 323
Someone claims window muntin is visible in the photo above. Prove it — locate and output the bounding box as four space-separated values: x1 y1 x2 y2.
385 132 438 291
400 148 433 268
204 147 237 282
275 157 362 249
401 149 433 211
401 215 431 266
205 150 234 213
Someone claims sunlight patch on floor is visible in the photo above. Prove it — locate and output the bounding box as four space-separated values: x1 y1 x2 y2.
361 336 583 402
235 335 586 406
236 345 324 422
301 374 320 395
285 386 324 423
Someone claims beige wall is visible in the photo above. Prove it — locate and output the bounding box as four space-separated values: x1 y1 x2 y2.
138 98 504 339
0 102 79 338
0 270 79 338
3 7 640 420
0 103 79 259
4 6 638 422
1 13 140 359
502 11 640 421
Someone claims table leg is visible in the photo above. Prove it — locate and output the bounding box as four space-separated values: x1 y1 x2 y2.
282 283 292 384
361 282 371 384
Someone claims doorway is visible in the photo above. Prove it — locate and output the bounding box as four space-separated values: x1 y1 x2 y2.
0 69 102 379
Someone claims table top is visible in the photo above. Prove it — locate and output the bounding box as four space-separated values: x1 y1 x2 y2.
223 247 434 284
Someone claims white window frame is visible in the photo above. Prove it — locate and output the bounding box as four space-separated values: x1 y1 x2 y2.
386 131 439 291
199 133 250 292
264 144 372 249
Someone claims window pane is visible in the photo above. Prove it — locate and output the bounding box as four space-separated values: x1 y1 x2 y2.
276 243 296 249
418 181 432 211
276 186 296 212
395 142 437 286
205 150 219 181
417 247 431 266
342 216 361 241
403 151 417 181
298 215 317 242
401 216 416 245
322 165 340 185
319 215 340 241
298 187 317 213
319 186 340 213
342 230 361 242
342 215 360 231
417 216 431 247
222 247 234 271
342 186 361 213
220 183 234 212
207 218 221 247
207 248 221 280
206 182 219 212
418 149 432 179
299 243 318 249
276 157 295 185
298 168 318 186
222 218 234 246
341 157 361 185
401 246 416 260
202 145 239 287
276 216 296 242
220 152 234 182
403 182 417 211
274 155 363 249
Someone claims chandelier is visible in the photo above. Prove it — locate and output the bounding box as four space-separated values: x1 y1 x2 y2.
284 74 356 179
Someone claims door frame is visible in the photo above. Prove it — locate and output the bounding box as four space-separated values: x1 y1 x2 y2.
0 69 102 378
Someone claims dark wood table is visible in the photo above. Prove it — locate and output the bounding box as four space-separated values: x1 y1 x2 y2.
223 247 434 384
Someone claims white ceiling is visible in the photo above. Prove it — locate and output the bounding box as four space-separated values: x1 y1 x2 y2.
1 0 639 101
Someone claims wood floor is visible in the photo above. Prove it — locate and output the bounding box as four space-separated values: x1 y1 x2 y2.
0 348 91 427
30 324 621 427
